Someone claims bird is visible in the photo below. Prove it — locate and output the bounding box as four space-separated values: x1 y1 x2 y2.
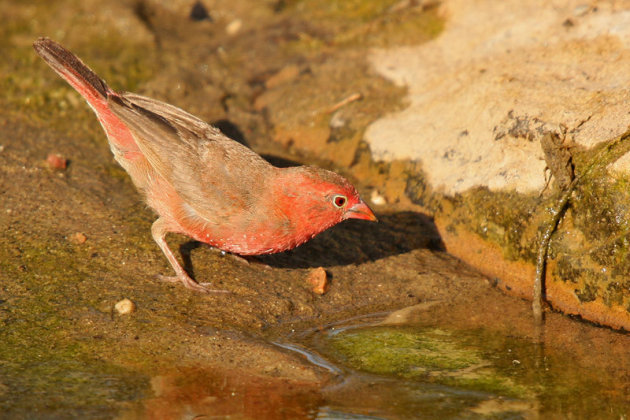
33 37 377 293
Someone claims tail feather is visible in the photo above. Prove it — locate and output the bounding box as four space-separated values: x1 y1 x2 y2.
33 37 141 160
33 37 110 106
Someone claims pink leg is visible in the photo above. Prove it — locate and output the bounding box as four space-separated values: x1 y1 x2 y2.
201 243 272 270
151 218 229 293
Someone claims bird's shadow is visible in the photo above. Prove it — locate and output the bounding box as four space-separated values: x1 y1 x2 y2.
260 210 444 268
178 210 443 273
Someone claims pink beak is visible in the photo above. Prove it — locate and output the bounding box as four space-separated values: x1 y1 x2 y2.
346 199 378 222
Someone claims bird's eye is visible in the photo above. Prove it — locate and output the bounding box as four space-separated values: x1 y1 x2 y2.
332 194 347 208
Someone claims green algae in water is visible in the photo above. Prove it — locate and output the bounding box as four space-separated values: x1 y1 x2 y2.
326 326 532 399
0 358 148 417
317 323 630 418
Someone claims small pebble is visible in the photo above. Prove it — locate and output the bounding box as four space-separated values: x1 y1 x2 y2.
114 298 136 315
371 189 387 206
68 232 87 244
226 19 242 36
306 267 328 295
46 153 67 170
329 111 346 129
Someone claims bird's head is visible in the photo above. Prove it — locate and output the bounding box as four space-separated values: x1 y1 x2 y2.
273 166 377 241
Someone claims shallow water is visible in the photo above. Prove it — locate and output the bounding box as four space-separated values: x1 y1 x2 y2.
108 311 629 419
276 313 629 419
3 299 628 418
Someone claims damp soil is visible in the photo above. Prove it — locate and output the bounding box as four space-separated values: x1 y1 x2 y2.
0 0 628 417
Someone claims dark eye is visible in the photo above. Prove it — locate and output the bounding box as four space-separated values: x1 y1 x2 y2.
332 194 347 208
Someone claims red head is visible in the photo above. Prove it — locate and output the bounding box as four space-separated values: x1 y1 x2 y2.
270 166 377 250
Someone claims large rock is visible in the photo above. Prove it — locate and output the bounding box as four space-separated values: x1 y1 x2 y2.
365 0 630 329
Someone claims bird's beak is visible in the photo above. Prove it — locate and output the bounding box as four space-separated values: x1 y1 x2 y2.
346 199 378 222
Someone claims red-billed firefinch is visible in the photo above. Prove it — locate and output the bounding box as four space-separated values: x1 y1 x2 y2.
33 38 376 292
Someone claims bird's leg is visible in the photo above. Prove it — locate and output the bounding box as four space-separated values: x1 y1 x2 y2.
151 218 229 293
200 243 271 270
236 254 272 270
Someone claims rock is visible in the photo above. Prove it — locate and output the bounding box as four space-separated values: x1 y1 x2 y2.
366 0 630 194
362 0 630 329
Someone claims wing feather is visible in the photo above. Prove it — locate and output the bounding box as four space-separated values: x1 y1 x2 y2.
107 93 274 225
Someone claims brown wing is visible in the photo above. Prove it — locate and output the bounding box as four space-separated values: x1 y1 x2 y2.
107 93 274 225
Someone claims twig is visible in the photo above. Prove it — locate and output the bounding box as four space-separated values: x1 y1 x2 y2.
533 129 630 326
327 93 362 114
533 177 578 325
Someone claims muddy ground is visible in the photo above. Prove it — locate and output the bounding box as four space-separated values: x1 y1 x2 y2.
0 0 629 417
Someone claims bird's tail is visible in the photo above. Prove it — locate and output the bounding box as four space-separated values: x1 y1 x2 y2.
33 37 112 110
33 37 141 159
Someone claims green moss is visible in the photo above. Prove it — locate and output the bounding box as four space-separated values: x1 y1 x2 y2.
327 326 533 399
0 1 154 132
0 356 148 414
283 0 443 49
604 281 624 307
405 165 443 211
330 327 478 373
573 279 598 302
291 0 403 21
455 187 542 263
0 224 157 413
555 255 581 283
571 176 630 244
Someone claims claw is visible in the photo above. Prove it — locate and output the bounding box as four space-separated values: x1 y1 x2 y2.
230 254 272 270
201 243 272 270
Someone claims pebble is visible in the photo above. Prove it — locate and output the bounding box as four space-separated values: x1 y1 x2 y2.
114 298 136 315
46 153 67 170
68 232 87 244
226 19 242 36
306 267 328 295
370 189 387 206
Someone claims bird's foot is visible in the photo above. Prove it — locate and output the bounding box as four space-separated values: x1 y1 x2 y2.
155 273 230 294
231 254 272 270
201 244 272 270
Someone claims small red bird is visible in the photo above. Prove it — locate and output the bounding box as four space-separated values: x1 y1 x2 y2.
33 38 376 292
